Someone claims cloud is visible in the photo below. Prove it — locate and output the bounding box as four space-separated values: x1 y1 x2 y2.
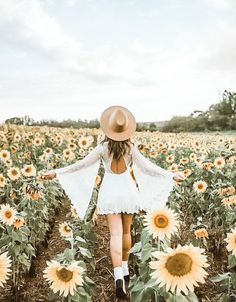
204 0 236 9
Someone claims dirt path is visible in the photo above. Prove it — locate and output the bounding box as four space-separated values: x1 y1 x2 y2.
0 197 131 302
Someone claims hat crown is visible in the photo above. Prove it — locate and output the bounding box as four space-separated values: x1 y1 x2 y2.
108 108 128 133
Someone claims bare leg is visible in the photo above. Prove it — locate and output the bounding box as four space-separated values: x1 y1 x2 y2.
122 213 133 261
106 214 123 268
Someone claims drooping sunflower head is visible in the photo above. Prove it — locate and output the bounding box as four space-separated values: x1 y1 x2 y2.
43 260 85 297
225 227 236 257
59 222 73 237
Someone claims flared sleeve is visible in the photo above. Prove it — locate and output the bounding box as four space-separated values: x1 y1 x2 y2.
45 144 103 220
131 144 176 211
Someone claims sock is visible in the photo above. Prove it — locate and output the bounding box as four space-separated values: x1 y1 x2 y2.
113 266 126 293
122 260 129 276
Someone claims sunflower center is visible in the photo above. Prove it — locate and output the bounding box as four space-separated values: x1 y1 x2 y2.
12 170 18 176
5 210 12 219
154 215 169 228
64 226 71 233
56 267 73 282
3 153 7 158
25 167 32 173
198 184 203 189
82 140 86 145
165 252 192 276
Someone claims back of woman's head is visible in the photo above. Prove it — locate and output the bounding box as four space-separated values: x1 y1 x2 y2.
100 136 133 160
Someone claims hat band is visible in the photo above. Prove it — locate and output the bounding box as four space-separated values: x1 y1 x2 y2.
111 123 127 133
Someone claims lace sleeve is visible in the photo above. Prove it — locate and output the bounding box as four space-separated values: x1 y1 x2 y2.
131 144 175 178
47 144 103 176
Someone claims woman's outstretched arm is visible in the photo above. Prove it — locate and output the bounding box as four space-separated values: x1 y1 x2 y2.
41 144 103 178
131 144 184 181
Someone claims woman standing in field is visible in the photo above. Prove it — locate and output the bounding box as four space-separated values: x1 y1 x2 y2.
40 106 185 299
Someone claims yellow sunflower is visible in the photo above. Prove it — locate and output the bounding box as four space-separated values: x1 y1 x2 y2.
222 196 236 206
63 149 75 161
7 167 21 181
95 175 101 187
0 150 11 163
214 157 225 169
78 137 91 149
143 207 179 240
21 164 37 177
43 260 85 297
59 222 73 237
194 228 208 238
0 204 17 226
193 180 207 193
0 252 12 287
13 217 25 229
166 154 175 163
0 174 6 188
225 227 236 257
149 244 209 295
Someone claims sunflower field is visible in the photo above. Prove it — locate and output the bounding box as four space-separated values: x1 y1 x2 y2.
0 123 235 302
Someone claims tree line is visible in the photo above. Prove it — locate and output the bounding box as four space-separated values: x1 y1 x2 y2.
3 90 236 132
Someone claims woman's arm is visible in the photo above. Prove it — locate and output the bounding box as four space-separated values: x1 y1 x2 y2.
43 144 103 177
131 144 175 178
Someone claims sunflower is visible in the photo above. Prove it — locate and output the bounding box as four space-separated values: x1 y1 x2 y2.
180 158 189 165
0 204 17 226
7 167 21 181
143 207 179 240
43 260 85 297
166 154 175 163
43 148 54 157
214 157 225 169
21 164 37 177
95 175 101 187
225 227 236 257
33 137 43 146
0 252 12 287
193 180 207 193
78 137 90 149
13 217 25 229
183 169 192 177
0 150 11 163
149 244 209 295
0 174 6 188
222 196 236 206
59 222 73 237
168 163 178 173
63 149 75 161
194 228 208 238
67 143 77 151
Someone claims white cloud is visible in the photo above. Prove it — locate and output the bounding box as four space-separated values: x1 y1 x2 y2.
204 0 236 9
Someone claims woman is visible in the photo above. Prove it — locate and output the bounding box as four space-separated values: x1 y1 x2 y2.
39 106 185 299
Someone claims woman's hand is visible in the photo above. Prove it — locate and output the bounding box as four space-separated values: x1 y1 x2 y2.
36 172 56 181
173 171 186 182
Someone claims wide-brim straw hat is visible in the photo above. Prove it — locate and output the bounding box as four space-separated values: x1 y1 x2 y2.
100 105 136 141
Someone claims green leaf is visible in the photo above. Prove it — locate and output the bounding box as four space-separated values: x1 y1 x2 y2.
228 254 236 268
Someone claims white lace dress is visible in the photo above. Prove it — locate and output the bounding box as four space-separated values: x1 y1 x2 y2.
45 142 175 220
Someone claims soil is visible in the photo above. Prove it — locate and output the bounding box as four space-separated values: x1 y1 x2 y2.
0 197 228 302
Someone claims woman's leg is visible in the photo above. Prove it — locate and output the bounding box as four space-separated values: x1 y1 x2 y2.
121 213 133 261
106 214 123 267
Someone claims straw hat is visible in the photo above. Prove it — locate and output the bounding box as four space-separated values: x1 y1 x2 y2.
100 105 136 141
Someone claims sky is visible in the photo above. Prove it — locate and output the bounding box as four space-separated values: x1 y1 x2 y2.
0 0 236 123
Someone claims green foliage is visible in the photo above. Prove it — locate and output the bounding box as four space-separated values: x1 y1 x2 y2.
162 90 236 132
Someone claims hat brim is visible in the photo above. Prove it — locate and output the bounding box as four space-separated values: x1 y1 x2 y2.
100 105 136 141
